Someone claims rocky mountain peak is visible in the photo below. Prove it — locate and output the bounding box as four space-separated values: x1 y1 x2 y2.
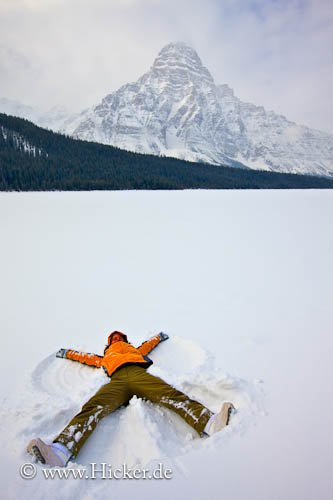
5 42 331 177
150 41 214 85
218 84 235 98
153 42 202 66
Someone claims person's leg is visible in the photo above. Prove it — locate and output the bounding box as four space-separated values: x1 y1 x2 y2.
53 371 132 457
128 366 213 435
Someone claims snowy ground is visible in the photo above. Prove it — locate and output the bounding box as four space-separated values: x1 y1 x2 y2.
0 189 332 500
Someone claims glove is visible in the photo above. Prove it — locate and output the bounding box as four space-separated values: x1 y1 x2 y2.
56 348 68 358
159 332 169 342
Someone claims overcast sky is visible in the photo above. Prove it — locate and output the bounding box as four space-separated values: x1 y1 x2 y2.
0 0 332 133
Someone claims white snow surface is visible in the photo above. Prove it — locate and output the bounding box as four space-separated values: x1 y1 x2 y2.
0 189 333 500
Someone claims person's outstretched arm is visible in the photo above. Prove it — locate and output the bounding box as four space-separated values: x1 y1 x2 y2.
56 348 103 368
137 332 169 356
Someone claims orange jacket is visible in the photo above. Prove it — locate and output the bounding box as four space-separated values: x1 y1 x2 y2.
64 333 164 377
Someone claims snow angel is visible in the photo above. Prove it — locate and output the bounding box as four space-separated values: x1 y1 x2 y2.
27 331 234 466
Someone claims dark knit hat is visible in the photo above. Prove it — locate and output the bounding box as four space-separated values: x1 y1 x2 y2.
107 330 128 345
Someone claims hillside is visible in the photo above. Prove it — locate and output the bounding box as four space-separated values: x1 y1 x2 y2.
1 113 333 191
61 42 333 178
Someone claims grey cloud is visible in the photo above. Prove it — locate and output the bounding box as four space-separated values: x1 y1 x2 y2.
0 0 332 133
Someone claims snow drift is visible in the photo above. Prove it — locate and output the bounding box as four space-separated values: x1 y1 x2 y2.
1 189 333 500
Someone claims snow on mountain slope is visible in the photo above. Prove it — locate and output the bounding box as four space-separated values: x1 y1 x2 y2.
2 43 333 177
1 124 46 157
0 98 42 124
0 98 75 132
63 42 333 177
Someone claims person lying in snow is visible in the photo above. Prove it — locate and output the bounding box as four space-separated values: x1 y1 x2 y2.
27 331 234 467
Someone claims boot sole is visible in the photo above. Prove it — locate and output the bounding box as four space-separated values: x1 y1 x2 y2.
211 402 235 433
223 402 235 426
30 444 46 464
27 438 65 467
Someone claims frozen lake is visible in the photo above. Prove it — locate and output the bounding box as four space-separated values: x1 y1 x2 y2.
1 189 332 500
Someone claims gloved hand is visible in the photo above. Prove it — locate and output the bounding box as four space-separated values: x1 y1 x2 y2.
159 332 169 341
56 348 68 358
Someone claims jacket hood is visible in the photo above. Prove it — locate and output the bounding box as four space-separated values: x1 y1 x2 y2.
107 330 128 345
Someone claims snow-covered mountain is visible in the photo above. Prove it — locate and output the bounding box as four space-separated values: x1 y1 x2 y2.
0 98 41 124
0 98 75 132
63 42 333 177
2 43 333 177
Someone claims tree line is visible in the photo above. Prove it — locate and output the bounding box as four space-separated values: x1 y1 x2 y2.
1 113 333 191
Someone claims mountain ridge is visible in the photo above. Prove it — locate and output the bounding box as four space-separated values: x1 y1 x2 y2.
1 42 333 177
2 112 333 191
61 42 333 177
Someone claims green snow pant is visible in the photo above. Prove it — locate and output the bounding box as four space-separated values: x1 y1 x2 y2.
54 365 213 457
